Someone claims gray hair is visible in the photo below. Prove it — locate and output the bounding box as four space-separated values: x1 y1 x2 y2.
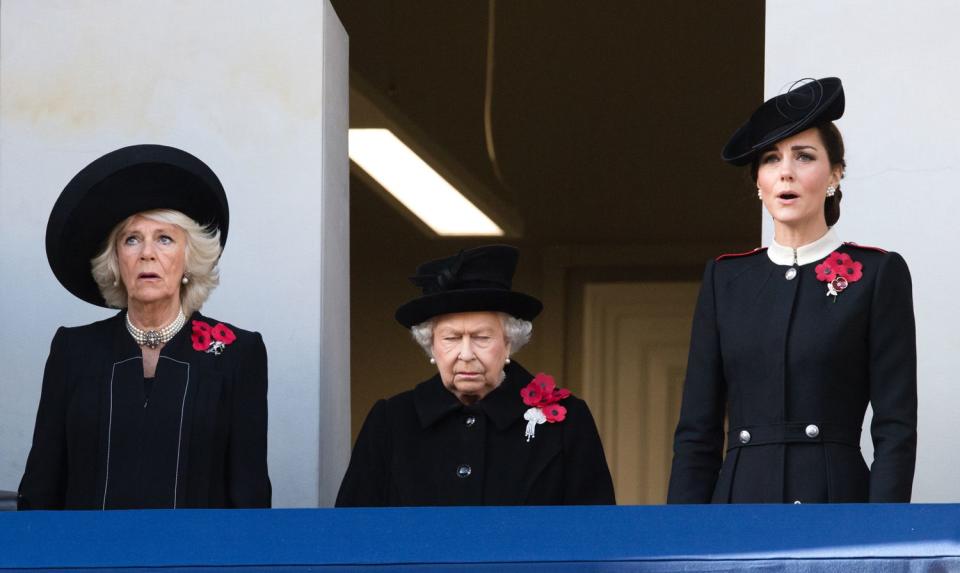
410 312 533 357
90 209 222 315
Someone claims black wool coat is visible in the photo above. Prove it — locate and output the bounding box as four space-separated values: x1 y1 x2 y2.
18 311 271 509
336 362 615 506
668 243 917 504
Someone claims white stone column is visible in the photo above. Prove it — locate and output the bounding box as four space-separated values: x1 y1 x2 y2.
0 0 350 507
764 1 960 501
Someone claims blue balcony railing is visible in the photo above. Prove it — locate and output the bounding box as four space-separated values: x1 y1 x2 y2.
1 504 958 571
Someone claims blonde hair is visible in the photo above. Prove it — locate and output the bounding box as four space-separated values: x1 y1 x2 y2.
90 209 222 315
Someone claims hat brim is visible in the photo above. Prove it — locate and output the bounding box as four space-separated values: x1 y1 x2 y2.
395 289 543 328
45 144 229 307
721 77 845 166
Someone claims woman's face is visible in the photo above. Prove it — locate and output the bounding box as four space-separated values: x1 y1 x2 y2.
116 214 187 308
756 128 842 229
431 311 512 405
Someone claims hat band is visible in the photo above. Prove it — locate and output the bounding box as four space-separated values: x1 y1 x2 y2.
417 277 511 295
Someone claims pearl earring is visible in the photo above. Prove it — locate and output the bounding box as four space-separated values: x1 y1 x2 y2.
505 357 511 365
181 274 189 285
112 279 118 287
757 188 763 200
826 185 836 197
429 357 436 364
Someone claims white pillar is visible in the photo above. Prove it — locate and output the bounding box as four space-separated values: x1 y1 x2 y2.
0 0 350 507
764 1 960 501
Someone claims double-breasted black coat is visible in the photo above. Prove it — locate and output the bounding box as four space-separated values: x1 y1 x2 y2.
18 311 271 509
668 236 917 504
336 362 615 506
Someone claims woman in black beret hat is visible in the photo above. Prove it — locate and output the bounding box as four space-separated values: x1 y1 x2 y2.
19 144 271 509
336 245 615 506
668 78 917 504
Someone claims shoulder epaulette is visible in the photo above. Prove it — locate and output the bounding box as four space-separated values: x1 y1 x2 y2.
716 247 767 262
843 242 888 254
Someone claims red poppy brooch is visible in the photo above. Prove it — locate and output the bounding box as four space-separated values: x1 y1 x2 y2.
815 251 863 301
192 320 237 355
520 373 571 442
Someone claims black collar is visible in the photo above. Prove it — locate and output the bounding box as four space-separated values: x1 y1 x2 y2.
413 361 533 430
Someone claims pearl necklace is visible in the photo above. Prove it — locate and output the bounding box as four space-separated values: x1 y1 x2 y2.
126 308 186 349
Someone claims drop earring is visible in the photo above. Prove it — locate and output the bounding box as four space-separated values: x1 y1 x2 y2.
826 185 836 197
757 188 763 200
181 274 190 285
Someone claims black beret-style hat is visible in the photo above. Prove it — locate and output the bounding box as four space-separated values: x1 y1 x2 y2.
394 245 543 328
722 77 845 166
46 144 229 307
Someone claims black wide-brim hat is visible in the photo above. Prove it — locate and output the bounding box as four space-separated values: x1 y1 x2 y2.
395 245 543 328
46 144 229 307
722 77 844 166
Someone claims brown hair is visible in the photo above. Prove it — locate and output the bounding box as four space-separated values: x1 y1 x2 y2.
750 122 846 226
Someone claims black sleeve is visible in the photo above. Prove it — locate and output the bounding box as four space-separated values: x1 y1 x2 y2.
227 332 272 508
18 328 70 510
667 260 727 504
335 399 390 507
867 253 917 502
561 398 616 505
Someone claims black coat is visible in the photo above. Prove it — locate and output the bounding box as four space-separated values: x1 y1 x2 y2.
336 362 615 506
668 243 917 504
18 311 271 509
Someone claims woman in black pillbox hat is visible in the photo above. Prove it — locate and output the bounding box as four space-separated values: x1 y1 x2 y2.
669 78 917 504
337 245 614 506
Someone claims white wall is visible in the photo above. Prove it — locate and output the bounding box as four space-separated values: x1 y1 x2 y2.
0 0 350 507
764 1 960 501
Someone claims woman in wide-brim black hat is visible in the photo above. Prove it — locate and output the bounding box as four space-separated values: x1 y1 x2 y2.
19 144 271 510
668 78 917 504
336 245 615 506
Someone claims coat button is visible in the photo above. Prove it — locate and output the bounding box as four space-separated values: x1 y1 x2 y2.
739 430 751 444
465 416 476 427
785 267 798 280
456 464 472 478
805 424 820 438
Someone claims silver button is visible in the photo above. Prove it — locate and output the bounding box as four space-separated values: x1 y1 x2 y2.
456 464 472 478
794 500 802 505
785 267 798 280
805 424 820 438
465 416 476 427
739 430 751 444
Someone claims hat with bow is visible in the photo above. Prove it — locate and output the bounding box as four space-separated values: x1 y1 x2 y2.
394 244 543 328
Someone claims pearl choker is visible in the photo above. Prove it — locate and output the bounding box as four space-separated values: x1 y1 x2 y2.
126 309 186 349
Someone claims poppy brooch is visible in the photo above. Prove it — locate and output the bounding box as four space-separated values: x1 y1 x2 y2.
815 251 863 301
191 320 237 355
520 373 570 442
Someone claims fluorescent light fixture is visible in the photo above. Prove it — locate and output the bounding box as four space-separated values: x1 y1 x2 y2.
349 128 504 236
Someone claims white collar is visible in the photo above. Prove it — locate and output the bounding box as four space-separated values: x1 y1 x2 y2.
767 228 842 266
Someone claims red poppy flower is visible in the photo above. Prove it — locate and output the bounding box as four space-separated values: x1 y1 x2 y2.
533 373 556 395
550 388 571 402
543 403 567 423
211 323 237 344
832 257 863 282
192 320 211 334
192 331 211 351
815 261 837 282
521 382 543 407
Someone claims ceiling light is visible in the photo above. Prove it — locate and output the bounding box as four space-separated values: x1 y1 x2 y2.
348 128 504 236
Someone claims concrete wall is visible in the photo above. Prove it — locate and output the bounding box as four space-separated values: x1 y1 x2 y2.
764 1 960 501
0 0 350 507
